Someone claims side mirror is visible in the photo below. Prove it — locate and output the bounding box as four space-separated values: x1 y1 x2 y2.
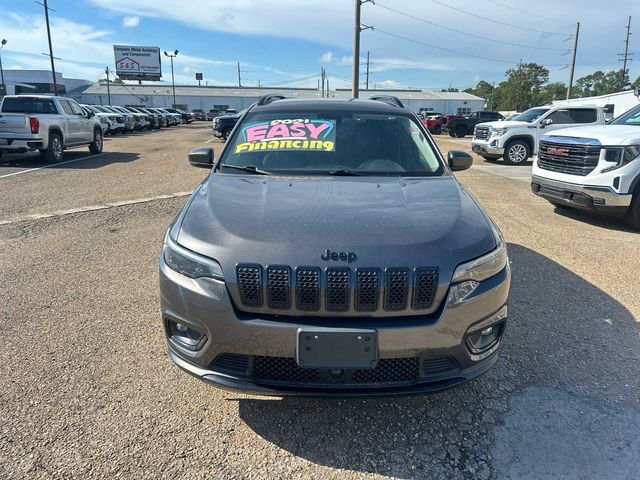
540 118 553 128
189 147 214 169
87 111 95 118
448 151 473 171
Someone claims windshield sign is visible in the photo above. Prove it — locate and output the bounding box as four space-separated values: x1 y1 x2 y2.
236 119 336 153
221 112 444 176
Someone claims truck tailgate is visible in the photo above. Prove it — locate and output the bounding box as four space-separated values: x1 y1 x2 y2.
0 114 30 135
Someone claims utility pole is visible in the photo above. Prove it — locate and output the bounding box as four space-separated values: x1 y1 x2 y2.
352 0 362 98
237 62 242 87
321 67 325 97
326 78 330 97
105 67 111 105
566 22 580 100
37 0 58 94
489 81 495 111
365 51 370 90
619 16 633 91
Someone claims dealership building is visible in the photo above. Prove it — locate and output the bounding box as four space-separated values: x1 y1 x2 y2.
71 81 486 115
0 70 92 96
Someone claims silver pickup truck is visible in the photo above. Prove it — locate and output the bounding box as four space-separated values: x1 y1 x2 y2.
0 95 104 162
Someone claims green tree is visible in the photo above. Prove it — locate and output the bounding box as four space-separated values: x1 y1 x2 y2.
502 62 549 110
539 82 567 104
632 76 640 90
574 69 629 97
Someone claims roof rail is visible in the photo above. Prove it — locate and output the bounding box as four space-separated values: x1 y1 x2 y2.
368 95 405 108
257 93 287 106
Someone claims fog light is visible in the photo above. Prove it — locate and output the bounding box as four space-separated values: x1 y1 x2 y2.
481 327 493 336
167 319 206 350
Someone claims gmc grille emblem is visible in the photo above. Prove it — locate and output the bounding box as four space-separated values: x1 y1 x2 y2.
547 147 569 156
321 249 357 263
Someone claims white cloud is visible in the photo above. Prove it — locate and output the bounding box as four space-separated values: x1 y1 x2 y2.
376 80 401 88
319 52 333 63
122 16 140 28
336 56 352 67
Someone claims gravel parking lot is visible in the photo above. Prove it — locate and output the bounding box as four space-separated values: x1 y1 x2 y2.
1 125 639 479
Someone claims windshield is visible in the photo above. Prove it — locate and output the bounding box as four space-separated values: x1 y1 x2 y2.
610 104 640 126
219 110 444 176
512 108 549 123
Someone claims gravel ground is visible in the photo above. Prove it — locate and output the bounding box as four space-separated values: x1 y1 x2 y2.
1 126 639 479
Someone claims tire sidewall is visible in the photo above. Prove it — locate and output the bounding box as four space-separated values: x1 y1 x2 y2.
45 133 64 163
503 140 530 165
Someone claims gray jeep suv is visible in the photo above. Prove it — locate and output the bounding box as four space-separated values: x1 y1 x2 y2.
159 94 511 396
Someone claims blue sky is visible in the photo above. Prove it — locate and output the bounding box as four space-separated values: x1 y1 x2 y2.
0 0 637 90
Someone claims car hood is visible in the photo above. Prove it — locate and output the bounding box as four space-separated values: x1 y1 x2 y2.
541 125 640 145
176 175 497 281
477 120 531 129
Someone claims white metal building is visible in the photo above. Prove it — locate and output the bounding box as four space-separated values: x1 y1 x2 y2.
72 82 486 115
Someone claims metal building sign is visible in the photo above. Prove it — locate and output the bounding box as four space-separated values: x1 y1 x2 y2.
113 45 162 81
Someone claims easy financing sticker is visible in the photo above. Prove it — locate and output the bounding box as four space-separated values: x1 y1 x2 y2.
235 119 336 154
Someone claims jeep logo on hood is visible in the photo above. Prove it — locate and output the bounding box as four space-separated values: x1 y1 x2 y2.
321 249 357 263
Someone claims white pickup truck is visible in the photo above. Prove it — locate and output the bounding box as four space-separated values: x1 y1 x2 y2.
0 95 104 162
472 105 605 164
531 103 640 228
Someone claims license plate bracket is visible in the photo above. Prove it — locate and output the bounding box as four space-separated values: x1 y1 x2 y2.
296 328 378 369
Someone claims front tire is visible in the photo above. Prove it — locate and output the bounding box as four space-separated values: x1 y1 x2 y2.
89 129 103 154
222 128 232 141
503 140 530 165
42 133 64 163
625 189 640 230
455 125 467 138
433 124 442 135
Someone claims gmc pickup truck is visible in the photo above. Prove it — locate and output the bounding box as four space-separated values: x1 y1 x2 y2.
0 95 103 162
531 103 640 228
472 105 605 165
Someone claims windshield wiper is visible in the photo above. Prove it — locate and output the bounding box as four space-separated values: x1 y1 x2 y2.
327 169 365 176
220 164 269 175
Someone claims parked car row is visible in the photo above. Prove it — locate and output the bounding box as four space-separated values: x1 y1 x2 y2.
80 104 188 135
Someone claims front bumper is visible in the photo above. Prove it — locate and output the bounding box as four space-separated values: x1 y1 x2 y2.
160 256 511 396
472 140 504 156
531 175 632 212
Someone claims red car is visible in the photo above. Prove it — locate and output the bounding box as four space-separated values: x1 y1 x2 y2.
422 115 443 135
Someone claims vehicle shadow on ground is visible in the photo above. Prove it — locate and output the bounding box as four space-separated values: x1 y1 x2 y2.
237 244 639 479
551 204 637 233
0 151 140 170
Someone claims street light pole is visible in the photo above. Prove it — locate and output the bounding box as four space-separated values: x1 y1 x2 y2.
105 67 111 105
0 39 6 94
164 50 178 107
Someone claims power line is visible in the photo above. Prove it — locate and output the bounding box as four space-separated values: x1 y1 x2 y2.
484 0 571 24
373 27 518 64
426 0 570 37
374 1 567 52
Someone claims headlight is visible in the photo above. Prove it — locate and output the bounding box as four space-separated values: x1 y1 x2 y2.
163 234 224 280
452 238 508 284
601 145 640 173
491 128 508 137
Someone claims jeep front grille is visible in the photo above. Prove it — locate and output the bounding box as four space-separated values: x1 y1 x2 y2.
537 140 602 176
235 264 439 314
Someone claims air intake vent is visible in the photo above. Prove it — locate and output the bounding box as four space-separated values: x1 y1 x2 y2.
421 357 457 376
385 268 409 311
355 269 380 312
211 354 250 375
413 268 438 309
267 265 290 309
326 268 350 311
236 264 263 307
296 267 320 311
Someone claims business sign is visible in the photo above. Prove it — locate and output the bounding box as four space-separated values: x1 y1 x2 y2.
113 45 162 81
195 73 203 81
